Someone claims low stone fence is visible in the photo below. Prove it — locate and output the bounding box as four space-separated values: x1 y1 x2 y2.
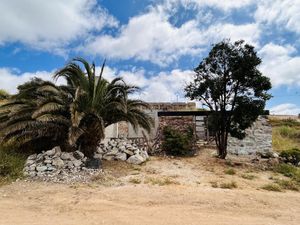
227 116 273 156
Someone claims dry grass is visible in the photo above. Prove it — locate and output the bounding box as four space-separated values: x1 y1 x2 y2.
241 174 256 180
269 118 300 151
145 176 179 186
129 177 142 184
224 168 236 175
219 181 237 189
261 184 282 192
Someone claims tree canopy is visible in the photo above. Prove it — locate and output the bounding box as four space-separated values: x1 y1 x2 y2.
185 40 272 158
0 58 153 157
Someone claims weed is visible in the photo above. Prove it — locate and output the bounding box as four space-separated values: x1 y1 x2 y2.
129 177 141 184
274 164 300 182
145 177 179 186
225 168 236 175
241 174 256 180
210 181 218 188
0 148 26 183
275 179 299 191
219 181 237 189
261 184 282 192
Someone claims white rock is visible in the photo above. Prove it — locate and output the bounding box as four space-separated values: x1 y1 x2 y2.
127 155 145 165
73 160 82 167
36 166 48 172
115 152 127 161
28 154 37 160
124 149 134 156
45 148 56 156
103 154 115 161
52 158 64 168
61 152 72 160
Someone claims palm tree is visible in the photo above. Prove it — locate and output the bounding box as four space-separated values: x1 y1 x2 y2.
0 58 153 158
54 58 153 157
0 79 71 152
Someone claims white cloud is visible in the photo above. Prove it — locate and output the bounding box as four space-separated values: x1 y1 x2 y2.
270 103 300 115
82 7 204 66
255 0 300 34
1 66 194 102
98 66 194 102
203 23 260 47
0 0 118 54
164 0 255 11
82 3 261 66
0 68 65 94
259 43 300 86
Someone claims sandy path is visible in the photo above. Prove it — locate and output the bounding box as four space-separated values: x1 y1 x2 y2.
0 181 300 225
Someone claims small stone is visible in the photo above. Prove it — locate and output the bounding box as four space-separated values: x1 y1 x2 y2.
127 154 145 165
73 151 85 160
73 160 82 167
27 154 37 160
103 154 115 161
29 164 36 171
25 159 35 166
124 149 134 156
44 159 52 164
115 152 127 161
36 166 48 172
61 152 72 160
45 148 56 156
94 153 103 160
52 158 64 168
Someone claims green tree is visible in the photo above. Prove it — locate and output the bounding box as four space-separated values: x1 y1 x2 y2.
0 58 153 158
185 40 271 159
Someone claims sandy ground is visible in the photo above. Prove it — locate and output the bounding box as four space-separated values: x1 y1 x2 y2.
1 149 300 225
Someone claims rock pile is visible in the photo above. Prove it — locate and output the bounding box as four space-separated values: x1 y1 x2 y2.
23 146 100 183
95 138 149 165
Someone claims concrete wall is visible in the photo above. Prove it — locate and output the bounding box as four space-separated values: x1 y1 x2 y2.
227 116 273 155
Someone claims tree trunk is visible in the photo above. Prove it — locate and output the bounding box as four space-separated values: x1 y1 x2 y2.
216 131 228 159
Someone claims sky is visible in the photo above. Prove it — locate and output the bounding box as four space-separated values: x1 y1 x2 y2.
0 0 299 115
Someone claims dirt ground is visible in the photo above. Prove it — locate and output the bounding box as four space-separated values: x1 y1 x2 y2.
1 148 300 225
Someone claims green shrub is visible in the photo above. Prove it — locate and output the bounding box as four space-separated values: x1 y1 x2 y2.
275 179 299 191
0 147 26 183
219 181 237 189
280 148 300 166
275 163 300 183
225 168 236 175
241 174 256 180
261 184 282 192
161 126 195 156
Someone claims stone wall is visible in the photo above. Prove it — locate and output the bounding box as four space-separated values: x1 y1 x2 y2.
227 116 273 155
158 116 195 134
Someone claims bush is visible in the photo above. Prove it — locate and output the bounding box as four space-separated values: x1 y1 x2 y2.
280 148 300 166
225 168 236 175
0 147 26 184
219 181 237 189
161 126 195 156
275 163 300 183
261 184 282 192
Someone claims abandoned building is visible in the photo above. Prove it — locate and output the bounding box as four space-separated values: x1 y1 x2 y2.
104 102 273 156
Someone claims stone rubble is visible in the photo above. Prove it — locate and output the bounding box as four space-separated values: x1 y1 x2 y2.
23 146 101 183
95 138 149 165
23 139 149 183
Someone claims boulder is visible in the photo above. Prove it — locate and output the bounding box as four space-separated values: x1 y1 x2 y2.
115 152 127 161
61 152 72 160
127 154 145 165
27 154 37 160
52 158 64 168
45 148 56 156
36 165 48 172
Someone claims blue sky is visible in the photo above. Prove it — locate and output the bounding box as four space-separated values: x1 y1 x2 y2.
0 0 299 114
